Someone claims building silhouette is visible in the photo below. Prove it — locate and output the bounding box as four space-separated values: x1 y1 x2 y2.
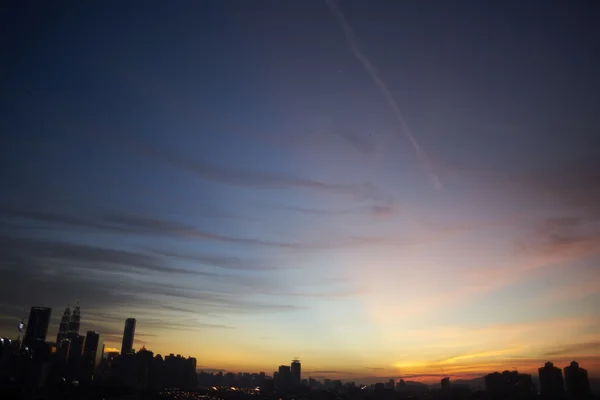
56 337 71 362
56 304 72 343
277 365 292 392
23 307 52 349
539 361 565 398
564 361 590 400
82 331 104 379
485 370 535 398
66 332 84 360
291 358 301 388
441 377 451 390
121 318 136 355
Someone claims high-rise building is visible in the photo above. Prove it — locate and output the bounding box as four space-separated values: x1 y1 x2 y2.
121 318 136 355
56 304 72 343
82 331 103 378
66 333 85 374
277 365 291 392
23 307 52 348
291 359 301 387
564 361 590 399
539 361 565 398
69 302 81 335
441 377 451 390
57 338 71 362
485 371 535 397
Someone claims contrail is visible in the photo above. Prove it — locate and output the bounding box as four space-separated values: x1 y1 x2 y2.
325 0 443 190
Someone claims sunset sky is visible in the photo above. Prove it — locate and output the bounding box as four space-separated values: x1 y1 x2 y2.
1 0 599 383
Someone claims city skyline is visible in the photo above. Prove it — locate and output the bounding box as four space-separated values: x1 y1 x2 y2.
1 0 600 384
5 302 599 384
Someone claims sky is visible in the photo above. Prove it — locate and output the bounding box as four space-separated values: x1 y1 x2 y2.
1 0 600 383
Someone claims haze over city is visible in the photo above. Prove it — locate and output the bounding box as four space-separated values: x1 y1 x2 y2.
1 0 599 385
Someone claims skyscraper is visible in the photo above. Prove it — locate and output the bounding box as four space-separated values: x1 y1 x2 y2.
23 307 52 348
277 365 291 393
291 359 301 388
485 371 535 397
539 361 565 398
56 304 72 343
120 318 136 355
66 333 85 376
82 331 103 378
564 361 590 400
69 302 80 335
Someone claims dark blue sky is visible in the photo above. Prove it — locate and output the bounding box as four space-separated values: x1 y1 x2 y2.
1 0 600 378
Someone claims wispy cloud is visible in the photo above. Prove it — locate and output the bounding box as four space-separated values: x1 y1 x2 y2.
395 316 600 354
260 201 400 218
0 235 210 276
308 370 342 374
0 206 396 251
534 278 600 305
543 341 600 357
147 248 276 271
109 131 384 201
435 349 524 365
328 125 378 155
0 235 308 344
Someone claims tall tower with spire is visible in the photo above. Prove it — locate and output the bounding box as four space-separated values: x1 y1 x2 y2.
56 304 72 343
69 302 81 335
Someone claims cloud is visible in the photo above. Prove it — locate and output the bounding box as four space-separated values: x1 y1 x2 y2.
138 283 308 314
370 204 398 217
58 113 385 202
101 213 306 248
433 156 600 295
285 285 367 299
543 341 600 357
0 205 396 251
0 235 210 276
132 318 234 331
329 126 377 154
148 249 365 288
103 347 120 353
260 201 399 219
434 349 524 365
517 217 600 261
308 370 341 374
534 278 600 305
0 234 307 345
110 132 384 201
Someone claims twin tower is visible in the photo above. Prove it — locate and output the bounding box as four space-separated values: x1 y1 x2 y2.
56 303 136 356
56 303 81 343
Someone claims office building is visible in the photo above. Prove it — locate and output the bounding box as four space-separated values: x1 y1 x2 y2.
564 361 590 399
65 333 85 378
82 331 103 378
441 377 451 390
485 370 535 397
291 359 301 387
539 361 565 398
57 338 71 362
121 318 136 355
23 307 52 349
277 365 291 392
